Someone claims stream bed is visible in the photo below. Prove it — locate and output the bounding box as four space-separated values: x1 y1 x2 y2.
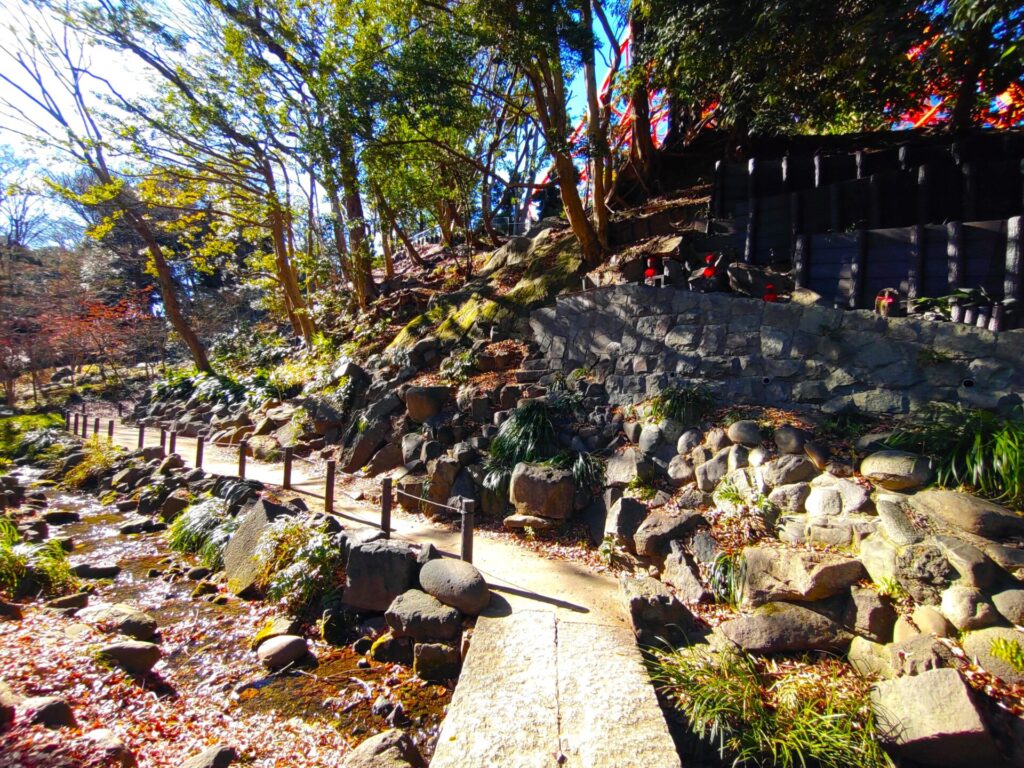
3 469 451 766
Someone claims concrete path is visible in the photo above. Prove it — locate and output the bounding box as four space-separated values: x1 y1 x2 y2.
98 416 680 765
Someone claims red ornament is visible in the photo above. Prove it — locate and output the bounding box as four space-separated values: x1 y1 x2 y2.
705 253 715 264
703 266 716 279
644 267 656 279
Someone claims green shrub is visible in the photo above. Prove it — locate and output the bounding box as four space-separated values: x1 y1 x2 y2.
0 517 77 598
547 451 606 494
649 646 893 768
707 552 746 607
61 436 125 489
166 498 234 569
0 413 65 460
886 403 1024 507
991 636 1024 673
439 350 476 384
254 517 345 612
484 400 557 492
648 385 714 425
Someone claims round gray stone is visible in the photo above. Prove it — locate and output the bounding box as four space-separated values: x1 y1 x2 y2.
418 558 490 615
773 425 808 454
726 420 762 447
98 641 161 675
256 634 309 669
676 429 702 455
861 450 932 491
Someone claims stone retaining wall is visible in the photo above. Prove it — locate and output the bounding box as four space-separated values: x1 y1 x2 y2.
529 285 1024 415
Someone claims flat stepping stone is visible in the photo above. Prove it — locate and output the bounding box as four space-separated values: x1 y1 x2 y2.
431 612 679 768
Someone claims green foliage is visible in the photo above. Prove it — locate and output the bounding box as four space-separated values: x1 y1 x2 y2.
990 637 1024 673
0 413 65 460
821 412 876 443
648 646 893 768
547 451 606 494
626 475 657 501
714 480 745 507
439 350 476 384
254 517 345 612
598 534 621 567
648 385 714 425
886 404 1024 507
874 576 908 601
61 436 124 490
166 498 234 570
484 400 557 492
0 517 77 598
708 552 746 607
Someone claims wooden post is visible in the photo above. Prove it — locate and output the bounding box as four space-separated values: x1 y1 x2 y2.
93 417 100 437
195 436 204 469
116 402 123 417
169 431 177 454
744 158 758 263
65 412 71 431
137 424 145 449
850 230 867 309
71 413 79 434
461 499 476 564
107 420 114 442
81 414 88 439
381 477 392 539
793 235 809 289
238 440 247 479
789 192 801 261
908 225 924 301
159 428 167 450
325 459 336 513
283 446 293 490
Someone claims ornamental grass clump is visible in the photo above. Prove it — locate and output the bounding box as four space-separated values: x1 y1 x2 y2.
254 517 345 612
886 403 1024 507
648 384 715 425
649 645 893 768
483 399 557 492
166 498 236 570
0 517 77 598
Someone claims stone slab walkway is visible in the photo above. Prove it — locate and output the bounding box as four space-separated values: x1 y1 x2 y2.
431 611 681 768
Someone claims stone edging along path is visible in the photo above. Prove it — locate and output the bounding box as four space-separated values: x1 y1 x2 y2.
105 420 680 766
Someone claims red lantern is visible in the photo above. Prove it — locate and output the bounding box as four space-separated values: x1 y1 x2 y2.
703 266 716 279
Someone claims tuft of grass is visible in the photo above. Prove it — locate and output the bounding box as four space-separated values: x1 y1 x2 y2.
886 403 1024 507
61 436 125 489
483 400 557 492
990 636 1024 673
547 451 606 494
649 646 893 768
648 384 715 425
707 552 746 607
254 517 345 612
874 576 908 602
166 498 234 569
626 474 657 501
0 516 77 598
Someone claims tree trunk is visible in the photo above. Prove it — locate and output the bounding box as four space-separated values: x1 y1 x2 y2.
375 192 426 267
381 222 395 281
263 163 315 344
337 131 377 309
554 153 604 268
583 2 609 248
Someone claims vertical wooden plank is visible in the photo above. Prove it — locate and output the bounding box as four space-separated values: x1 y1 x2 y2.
81 414 88 439
829 183 842 232
851 230 867 309
947 221 963 292
744 159 758 263
195 436 204 469
238 440 247 479
73 413 80 435
908 225 924 300
325 459 336 513
283 446 293 490
107 420 114 442
814 154 824 188
962 161 977 221
168 431 177 455
793 235 808 289
1006 215 1023 303
856 149 866 180
917 164 930 227
137 424 144 449
868 173 882 229
789 192 801 262
461 499 476 564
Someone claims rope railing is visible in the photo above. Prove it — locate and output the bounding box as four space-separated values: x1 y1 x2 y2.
76 413 479 564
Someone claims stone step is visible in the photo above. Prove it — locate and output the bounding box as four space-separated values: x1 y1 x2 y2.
431 612 680 768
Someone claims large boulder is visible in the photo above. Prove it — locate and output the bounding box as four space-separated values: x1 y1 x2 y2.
662 542 713 604
508 462 574 520
666 455 695 487
740 547 866 607
343 540 419 612
759 455 818 488
694 448 729 492
871 668 1000 767
860 450 932 491
604 497 649 550
418 558 490 615
909 489 1024 540
77 603 157 641
940 584 999 631
605 448 654 487
843 586 897 643
341 729 426 768
619 574 699 646
223 499 295 597
20 696 76 729
961 627 1024 686
385 589 461 642
97 641 161 675
339 416 390 473
413 642 461 682
633 510 708 559
405 386 452 424
726 420 762 447
715 602 852 653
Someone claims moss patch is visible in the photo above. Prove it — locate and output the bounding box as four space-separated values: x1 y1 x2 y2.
387 230 582 352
